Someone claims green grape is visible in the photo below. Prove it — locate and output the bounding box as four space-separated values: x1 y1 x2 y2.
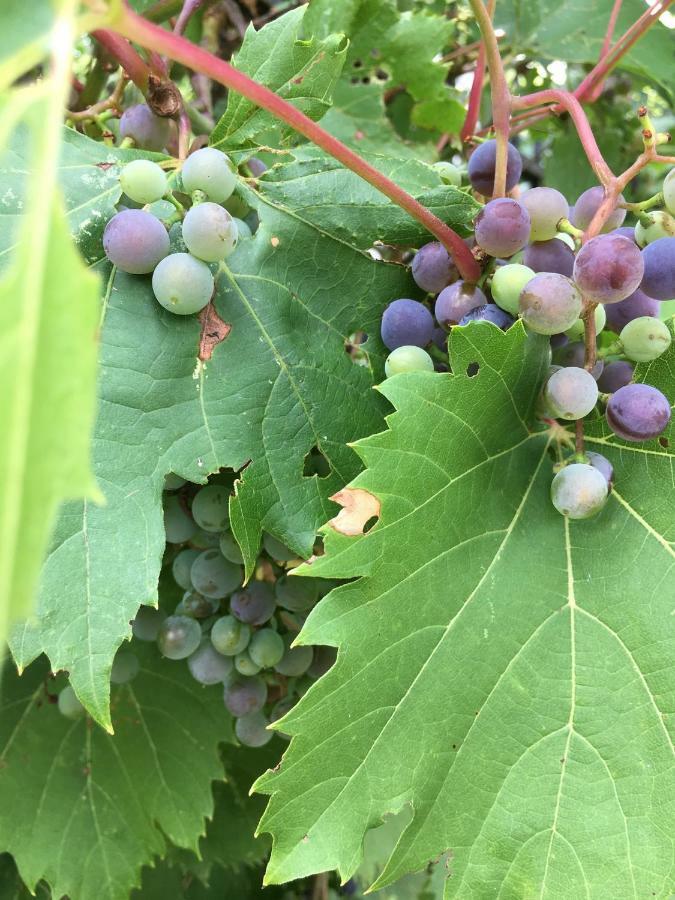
263 533 297 562
232 217 253 239
157 615 202 659
223 192 250 218
275 575 319 611
564 304 606 341
163 494 197 543
491 264 535 315
211 614 251 656
110 651 140 684
619 316 672 362
181 147 236 202
182 202 238 262
664 168 675 216
248 628 285 668
58 685 85 719
432 161 462 186
190 528 221 550
550 463 608 519
152 252 214 315
235 711 273 747
219 529 243 564
274 635 314 677
172 548 201 590
384 345 434 377
234 651 262 676
163 473 185 491
132 606 166 641
191 549 243 599
634 211 675 247
119 159 167 205
192 484 229 532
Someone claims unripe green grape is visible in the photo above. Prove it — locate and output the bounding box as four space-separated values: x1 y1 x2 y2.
164 473 186 491
564 304 606 341
119 159 168 205
58 685 85 719
219 529 243 564
181 147 237 202
182 202 238 262
491 263 535 315
274 635 314 677
619 316 672 362
664 168 675 216
110 651 140 684
384 345 434 377
152 253 214 315
432 161 462 186
157 615 201 660
132 606 166 641
634 211 675 247
211 614 251 656
190 529 221 550
192 484 229 532
234 651 262 676
190 549 242 599
164 493 197 543
248 628 285 668
172 548 201 591
232 217 252 239
544 367 599 420
235 711 273 747
275 575 319 611
262 533 297 561
550 463 608 519
223 192 250 218
521 187 569 242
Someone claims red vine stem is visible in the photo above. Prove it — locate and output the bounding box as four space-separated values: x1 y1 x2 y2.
460 0 495 142
92 29 152 91
468 0 510 197
110 5 481 282
586 0 623 102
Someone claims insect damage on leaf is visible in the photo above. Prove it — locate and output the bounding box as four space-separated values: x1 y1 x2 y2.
328 488 381 536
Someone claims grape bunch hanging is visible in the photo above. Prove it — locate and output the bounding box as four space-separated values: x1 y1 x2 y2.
378 141 673 521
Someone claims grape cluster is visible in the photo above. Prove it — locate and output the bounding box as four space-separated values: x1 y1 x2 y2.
379 139 673 520
102 125 262 315
128 474 335 746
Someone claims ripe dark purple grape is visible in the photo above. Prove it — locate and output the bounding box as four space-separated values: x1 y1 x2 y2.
435 282 486 328
523 240 574 277
597 360 633 393
606 383 671 441
103 209 170 274
230 582 276 625
474 198 531 258
223 675 268 716
571 186 626 233
573 234 644 304
380 299 434 350
467 139 522 197
119 104 172 151
459 304 514 330
612 226 637 242
640 237 675 300
603 289 659 332
411 242 458 293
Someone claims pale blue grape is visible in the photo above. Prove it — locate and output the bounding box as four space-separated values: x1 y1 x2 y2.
663 168 675 216
459 304 514 330
182 202 237 262
58 685 85 719
411 242 458 293
192 484 229 532
604 289 659 332
232 217 252 239
640 237 675 300
274 636 313 677
586 452 613 484
181 588 219 618
223 675 267 716
230 582 276 625
181 147 236 202
519 273 583 335
597 360 633 393
164 473 186 491
190 549 243 599
523 239 574 277
381 299 434 350
110 651 140 684
550 464 608 519
219 529 243 564
157 615 201 660
172 548 201 590
191 529 221 550
164 494 197 543
119 159 167 205
435 281 486 327
188 639 233 684
385 346 434 377
521 187 569 242
235 711 273 747
544 367 599 420
152 252 214 315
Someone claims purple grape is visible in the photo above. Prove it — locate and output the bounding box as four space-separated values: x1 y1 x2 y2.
119 104 172 151
188 639 233 685
606 383 671 441
603 289 659 332
640 237 675 300
411 242 458 293
381 299 434 350
435 282 486 328
247 157 268 177
523 239 574 277
521 187 569 241
597 360 634 393
571 186 626 233
230 582 276 625
586 451 613 484
554 341 604 380
474 198 530 258
550 333 569 351
612 226 637 243
467 139 522 197
432 327 447 351
573 234 644 304
223 675 267 717
519 273 582 335
103 209 170 274
459 304 514 330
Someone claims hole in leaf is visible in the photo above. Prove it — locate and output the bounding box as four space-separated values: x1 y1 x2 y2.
345 331 369 366
362 515 378 533
303 445 331 478
466 362 480 377
353 59 363 69
329 488 380 536
659 437 669 448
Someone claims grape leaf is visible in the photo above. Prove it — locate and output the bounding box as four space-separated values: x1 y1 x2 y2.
0 645 229 900
8 128 477 729
0 20 101 647
210 7 347 151
254 322 675 897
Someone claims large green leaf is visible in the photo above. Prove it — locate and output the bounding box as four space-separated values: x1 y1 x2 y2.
254 322 675 897
0 646 229 900
210 7 347 151
0 12 101 646
8 130 478 729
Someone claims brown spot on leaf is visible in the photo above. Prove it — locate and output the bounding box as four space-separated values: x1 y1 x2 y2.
198 302 231 361
96 162 115 171
328 488 380 536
